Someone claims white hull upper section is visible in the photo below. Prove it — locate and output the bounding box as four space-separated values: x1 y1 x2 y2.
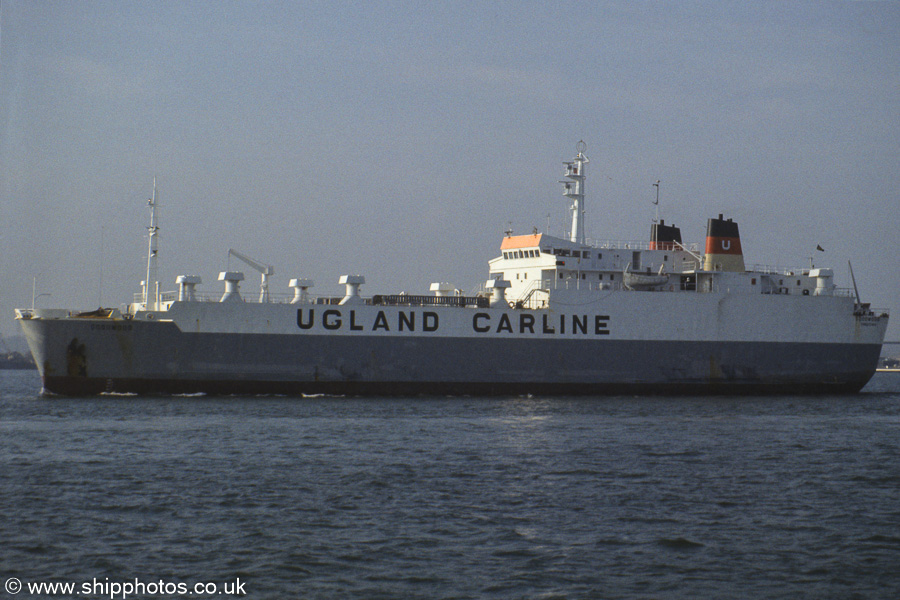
83 287 881 347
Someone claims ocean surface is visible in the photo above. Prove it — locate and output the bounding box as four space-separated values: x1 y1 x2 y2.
2 369 899 600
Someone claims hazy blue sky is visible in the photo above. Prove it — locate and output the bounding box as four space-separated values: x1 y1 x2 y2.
1 1 898 341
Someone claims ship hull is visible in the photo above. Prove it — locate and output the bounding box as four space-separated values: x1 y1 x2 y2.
20 313 882 396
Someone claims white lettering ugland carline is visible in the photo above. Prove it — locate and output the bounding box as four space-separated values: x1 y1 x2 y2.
296 308 610 335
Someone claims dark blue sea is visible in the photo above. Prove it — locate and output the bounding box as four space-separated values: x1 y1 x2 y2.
2 369 899 600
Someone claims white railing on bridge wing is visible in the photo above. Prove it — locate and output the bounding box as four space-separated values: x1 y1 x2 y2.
748 264 811 276
584 239 702 253
584 239 651 250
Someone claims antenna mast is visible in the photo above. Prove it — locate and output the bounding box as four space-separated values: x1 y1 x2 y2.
562 140 589 245
848 260 862 307
652 180 660 225
143 177 160 309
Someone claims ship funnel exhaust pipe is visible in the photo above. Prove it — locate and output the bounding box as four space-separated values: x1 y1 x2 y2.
809 269 835 297
339 275 366 305
289 278 314 304
650 219 682 251
218 271 245 302
176 275 202 301
430 282 455 297
486 279 511 308
703 216 745 272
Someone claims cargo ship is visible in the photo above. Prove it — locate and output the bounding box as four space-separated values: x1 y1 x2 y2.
16 144 889 396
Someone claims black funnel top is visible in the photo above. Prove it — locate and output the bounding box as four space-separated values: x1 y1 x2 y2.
651 219 682 244
706 216 740 239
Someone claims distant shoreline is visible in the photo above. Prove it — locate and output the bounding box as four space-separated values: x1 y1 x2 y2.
0 352 37 370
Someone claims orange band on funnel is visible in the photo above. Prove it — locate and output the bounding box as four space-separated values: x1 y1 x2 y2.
705 236 742 255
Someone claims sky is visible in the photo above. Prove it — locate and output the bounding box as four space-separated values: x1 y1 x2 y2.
1 0 899 343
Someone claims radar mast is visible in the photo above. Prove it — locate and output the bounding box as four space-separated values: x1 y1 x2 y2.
562 141 589 245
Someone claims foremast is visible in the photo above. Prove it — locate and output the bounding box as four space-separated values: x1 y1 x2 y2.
142 177 160 310
563 140 589 245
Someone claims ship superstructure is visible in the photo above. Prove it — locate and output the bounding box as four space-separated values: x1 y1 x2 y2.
16 144 889 396
490 146 834 308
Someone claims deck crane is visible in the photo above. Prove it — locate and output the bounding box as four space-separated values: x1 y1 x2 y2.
227 249 274 303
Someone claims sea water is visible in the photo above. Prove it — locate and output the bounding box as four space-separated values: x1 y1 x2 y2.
2 369 899 599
